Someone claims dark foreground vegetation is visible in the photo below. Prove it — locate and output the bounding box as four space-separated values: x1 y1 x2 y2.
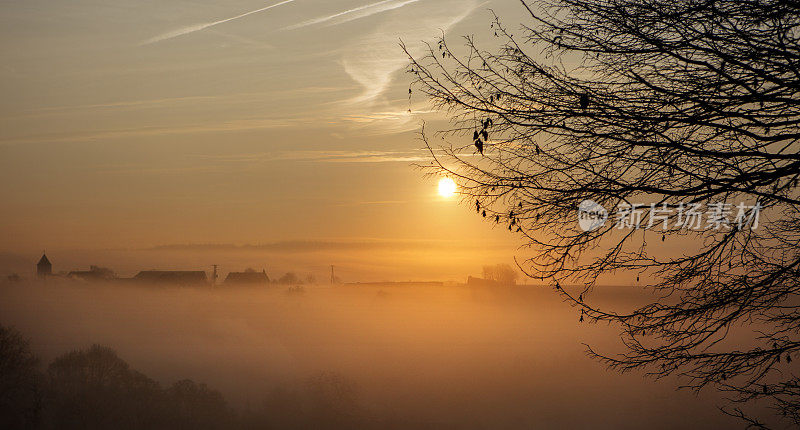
0 324 391 430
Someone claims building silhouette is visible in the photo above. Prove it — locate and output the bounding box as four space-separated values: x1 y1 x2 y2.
224 269 269 285
37 253 51 278
133 270 208 286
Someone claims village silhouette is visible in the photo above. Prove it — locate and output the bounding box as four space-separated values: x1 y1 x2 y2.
28 252 518 288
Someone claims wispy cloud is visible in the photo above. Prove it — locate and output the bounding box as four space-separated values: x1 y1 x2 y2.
0 117 302 146
332 200 408 206
298 149 428 163
93 150 427 178
149 238 509 252
142 0 295 45
339 0 481 105
7 86 353 119
191 149 428 164
282 0 423 31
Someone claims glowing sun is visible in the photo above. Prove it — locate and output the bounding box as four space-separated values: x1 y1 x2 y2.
438 177 457 198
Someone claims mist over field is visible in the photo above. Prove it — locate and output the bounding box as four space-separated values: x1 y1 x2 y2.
0 279 744 429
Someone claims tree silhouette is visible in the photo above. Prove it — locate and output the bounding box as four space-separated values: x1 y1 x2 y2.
482 263 520 285
405 0 800 426
0 325 41 429
278 272 301 285
166 379 234 430
44 345 235 429
45 345 168 429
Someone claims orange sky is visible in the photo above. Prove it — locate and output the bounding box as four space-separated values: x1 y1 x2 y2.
0 0 526 277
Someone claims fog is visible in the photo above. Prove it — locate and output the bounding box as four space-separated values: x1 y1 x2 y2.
0 278 751 428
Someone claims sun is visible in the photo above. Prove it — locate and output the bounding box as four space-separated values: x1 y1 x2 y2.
438 177 457 198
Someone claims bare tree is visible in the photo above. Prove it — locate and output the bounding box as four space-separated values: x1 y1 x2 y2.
278 272 301 285
405 0 800 426
482 263 520 285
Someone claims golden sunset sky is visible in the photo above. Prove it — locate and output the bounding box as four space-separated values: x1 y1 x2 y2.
0 0 526 277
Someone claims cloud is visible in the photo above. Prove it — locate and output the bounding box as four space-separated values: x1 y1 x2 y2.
93 149 430 179
282 0 423 31
6 86 355 121
149 238 507 253
0 117 301 146
142 0 295 45
339 1 481 105
306 0 482 135
191 149 428 164
332 200 408 206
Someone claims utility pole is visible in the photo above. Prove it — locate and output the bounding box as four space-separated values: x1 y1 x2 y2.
212 264 218 287
330 265 335 284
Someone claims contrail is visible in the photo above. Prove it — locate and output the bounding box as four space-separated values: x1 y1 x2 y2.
142 0 295 45
283 0 422 31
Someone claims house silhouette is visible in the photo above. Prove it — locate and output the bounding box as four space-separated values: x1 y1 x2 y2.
37 253 52 278
225 269 269 285
133 270 208 286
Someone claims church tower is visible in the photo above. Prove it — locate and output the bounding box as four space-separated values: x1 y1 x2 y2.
37 253 52 278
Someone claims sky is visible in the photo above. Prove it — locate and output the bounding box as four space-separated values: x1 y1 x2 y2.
0 0 526 277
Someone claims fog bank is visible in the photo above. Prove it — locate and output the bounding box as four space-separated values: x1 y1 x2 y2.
0 280 742 428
